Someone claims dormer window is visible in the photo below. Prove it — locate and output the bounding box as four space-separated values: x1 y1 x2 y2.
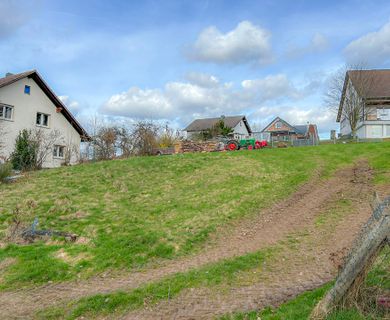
36 112 49 127
24 85 31 95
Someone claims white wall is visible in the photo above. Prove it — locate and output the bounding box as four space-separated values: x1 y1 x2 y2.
0 77 81 167
364 124 390 138
233 120 250 139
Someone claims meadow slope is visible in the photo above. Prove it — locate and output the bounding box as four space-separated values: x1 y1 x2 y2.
0 142 389 319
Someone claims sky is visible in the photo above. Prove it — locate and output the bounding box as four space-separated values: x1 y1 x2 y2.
1 0 390 138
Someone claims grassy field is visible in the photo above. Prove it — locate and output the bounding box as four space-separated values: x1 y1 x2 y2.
220 246 390 320
0 142 389 292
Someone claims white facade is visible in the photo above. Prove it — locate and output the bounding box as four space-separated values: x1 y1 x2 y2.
232 120 251 139
0 76 82 167
339 75 390 139
186 119 251 140
340 106 390 139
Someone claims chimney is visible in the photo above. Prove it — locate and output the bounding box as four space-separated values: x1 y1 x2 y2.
5 72 14 77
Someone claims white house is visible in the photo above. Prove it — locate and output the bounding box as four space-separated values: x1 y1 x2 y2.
184 115 252 140
337 69 390 139
0 70 89 168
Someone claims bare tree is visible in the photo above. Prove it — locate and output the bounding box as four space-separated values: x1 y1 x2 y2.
131 120 159 156
116 126 133 157
92 126 118 160
325 64 377 138
63 137 81 166
32 128 62 169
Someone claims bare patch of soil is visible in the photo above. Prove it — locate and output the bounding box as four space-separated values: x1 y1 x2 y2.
0 161 384 319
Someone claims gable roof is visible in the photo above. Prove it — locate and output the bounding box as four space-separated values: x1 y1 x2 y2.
0 70 90 141
261 117 318 137
348 69 390 98
337 69 390 122
184 115 252 133
261 117 296 133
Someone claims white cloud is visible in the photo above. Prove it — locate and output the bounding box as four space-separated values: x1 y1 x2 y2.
59 96 81 115
185 72 220 88
188 21 273 65
285 33 329 59
242 74 302 101
100 73 324 130
101 79 249 123
101 88 172 119
344 21 390 65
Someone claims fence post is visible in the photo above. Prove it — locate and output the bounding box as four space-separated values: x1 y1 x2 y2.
310 196 390 319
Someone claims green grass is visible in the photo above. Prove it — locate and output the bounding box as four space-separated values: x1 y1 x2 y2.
0 143 389 290
36 246 279 319
315 198 353 227
220 246 390 320
220 284 333 320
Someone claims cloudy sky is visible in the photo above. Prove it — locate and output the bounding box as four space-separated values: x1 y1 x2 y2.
2 0 390 137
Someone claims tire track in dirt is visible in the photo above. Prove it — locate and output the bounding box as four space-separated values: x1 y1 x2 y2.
0 161 376 319
124 163 376 319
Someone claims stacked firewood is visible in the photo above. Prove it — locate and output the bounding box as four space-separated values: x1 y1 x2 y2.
176 140 219 153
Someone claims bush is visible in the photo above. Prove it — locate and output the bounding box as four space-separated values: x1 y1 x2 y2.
10 129 38 171
0 162 12 183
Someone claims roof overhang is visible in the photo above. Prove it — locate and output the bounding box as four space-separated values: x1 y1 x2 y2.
0 70 90 141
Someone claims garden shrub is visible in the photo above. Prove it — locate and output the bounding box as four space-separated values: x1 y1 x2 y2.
0 162 12 183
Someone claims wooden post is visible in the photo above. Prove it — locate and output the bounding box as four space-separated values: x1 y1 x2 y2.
311 196 390 319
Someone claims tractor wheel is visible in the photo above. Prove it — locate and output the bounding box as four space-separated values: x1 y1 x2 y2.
255 141 261 149
226 140 239 151
247 145 254 150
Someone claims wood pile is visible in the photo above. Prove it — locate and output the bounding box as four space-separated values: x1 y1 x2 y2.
175 140 219 153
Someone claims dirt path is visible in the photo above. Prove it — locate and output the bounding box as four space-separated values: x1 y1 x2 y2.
0 161 378 319
124 163 377 319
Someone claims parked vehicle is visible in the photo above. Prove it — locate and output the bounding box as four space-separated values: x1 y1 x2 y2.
224 138 267 151
153 147 175 155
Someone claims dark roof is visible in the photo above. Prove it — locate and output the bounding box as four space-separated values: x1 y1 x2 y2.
0 70 90 141
294 125 309 135
348 69 390 98
337 69 390 122
184 115 252 133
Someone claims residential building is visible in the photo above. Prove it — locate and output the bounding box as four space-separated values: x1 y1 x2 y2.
337 69 390 139
0 70 89 167
261 117 319 145
184 115 252 140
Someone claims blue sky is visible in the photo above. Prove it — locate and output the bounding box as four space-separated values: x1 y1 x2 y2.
1 0 390 137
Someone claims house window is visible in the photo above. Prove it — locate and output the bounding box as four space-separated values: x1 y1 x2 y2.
53 145 65 158
0 104 13 120
24 85 31 95
36 112 49 127
275 121 282 129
